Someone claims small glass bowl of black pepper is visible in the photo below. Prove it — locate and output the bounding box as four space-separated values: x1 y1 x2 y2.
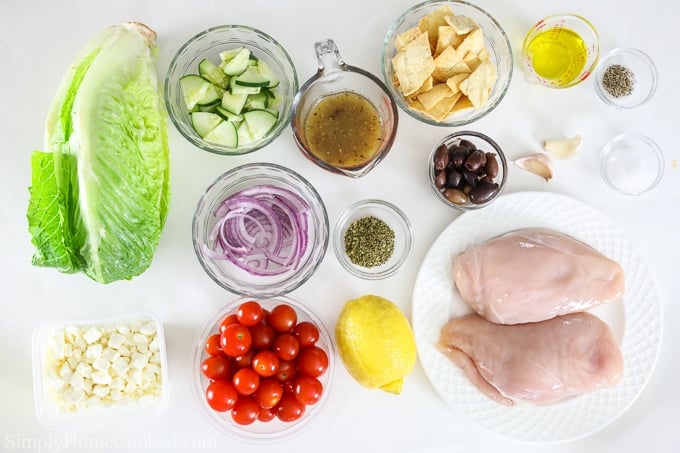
333 199 413 280
594 48 658 109
429 131 507 211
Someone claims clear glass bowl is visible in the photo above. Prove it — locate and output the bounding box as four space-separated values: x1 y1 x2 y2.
191 295 335 442
333 199 413 279
164 25 298 155
192 163 329 297
428 130 507 210
32 311 169 429
594 48 658 109
381 0 513 126
600 133 664 195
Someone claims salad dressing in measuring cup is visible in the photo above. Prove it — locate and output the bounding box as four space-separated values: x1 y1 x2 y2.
522 14 599 89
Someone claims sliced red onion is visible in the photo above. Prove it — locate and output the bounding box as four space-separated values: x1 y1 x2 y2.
205 184 311 276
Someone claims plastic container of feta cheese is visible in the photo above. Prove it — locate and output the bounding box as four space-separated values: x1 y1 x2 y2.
32 311 169 429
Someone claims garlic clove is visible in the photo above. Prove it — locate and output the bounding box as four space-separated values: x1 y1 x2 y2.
513 153 554 182
543 135 582 159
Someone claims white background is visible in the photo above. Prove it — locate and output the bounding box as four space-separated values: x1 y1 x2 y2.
1 0 678 452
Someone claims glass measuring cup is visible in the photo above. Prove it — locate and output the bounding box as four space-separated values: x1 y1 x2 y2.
521 14 600 88
291 39 398 178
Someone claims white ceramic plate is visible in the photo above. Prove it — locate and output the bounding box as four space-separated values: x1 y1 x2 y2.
411 191 662 443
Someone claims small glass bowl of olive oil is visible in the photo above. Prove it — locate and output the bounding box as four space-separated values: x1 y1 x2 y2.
521 14 600 89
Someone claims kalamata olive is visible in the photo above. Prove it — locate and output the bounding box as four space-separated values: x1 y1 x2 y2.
485 153 499 179
462 169 478 188
443 188 468 205
434 170 447 189
451 147 468 167
458 139 475 151
464 150 485 172
433 144 449 170
480 175 494 185
447 169 462 188
468 182 499 204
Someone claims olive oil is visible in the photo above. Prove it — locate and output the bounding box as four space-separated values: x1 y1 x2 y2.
304 91 383 169
525 27 587 86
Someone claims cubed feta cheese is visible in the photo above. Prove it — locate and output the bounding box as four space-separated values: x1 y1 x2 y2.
92 358 110 372
83 326 102 344
91 371 112 385
75 362 93 378
107 333 126 350
85 343 102 359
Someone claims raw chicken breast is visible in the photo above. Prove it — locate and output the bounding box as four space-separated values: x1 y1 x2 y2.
453 228 625 324
438 312 623 406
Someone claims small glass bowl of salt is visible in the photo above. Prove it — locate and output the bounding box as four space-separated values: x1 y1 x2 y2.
594 48 658 109
600 133 664 195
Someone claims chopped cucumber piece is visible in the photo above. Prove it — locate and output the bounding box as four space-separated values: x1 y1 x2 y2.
234 66 270 88
198 101 219 112
222 48 251 76
257 60 279 88
264 108 280 118
244 91 268 110
229 76 261 95
215 106 244 123
243 109 278 141
237 120 254 144
180 74 223 110
221 91 248 115
191 112 223 138
219 47 245 64
203 121 238 147
198 59 228 89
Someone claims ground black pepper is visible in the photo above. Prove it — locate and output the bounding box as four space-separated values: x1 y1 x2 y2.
602 64 635 98
344 216 395 267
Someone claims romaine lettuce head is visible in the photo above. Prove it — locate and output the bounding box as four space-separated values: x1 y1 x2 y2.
27 22 170 283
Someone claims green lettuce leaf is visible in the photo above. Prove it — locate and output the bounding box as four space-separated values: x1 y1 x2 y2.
27 23 170 283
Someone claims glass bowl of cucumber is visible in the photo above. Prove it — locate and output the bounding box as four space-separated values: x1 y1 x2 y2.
165 25 299 155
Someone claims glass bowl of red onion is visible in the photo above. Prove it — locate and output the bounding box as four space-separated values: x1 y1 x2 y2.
193 163 329 297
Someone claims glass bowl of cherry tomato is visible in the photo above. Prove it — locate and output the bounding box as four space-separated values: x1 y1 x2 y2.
192 295 335 441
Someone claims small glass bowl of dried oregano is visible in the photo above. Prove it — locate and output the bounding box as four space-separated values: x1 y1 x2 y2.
333 199 413 280
594 48 658 109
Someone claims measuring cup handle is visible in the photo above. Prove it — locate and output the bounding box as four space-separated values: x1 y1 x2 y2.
314 39 346 74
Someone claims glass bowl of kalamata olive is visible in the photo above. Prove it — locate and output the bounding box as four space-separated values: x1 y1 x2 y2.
428 131 507 210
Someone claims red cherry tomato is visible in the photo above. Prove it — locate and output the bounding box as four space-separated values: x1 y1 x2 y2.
275 360 296 383
281 379 295 395
237 300 264 327
205 333 224 357
231 396 260 425
220 324 252 357
252 350 280 377
201 356 232 381
233 368 260 396
257 407 276 422
268 304 297 333
273 333 300 361
296 346 329 378
294 376 323 405
254 378 283 409
276 394 305 422
250 323 276 350
233 349 254 368
292 321 320 348
205 380 238 412
219 314 239 334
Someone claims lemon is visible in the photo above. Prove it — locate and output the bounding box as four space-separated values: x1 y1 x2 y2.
335 295 417 394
